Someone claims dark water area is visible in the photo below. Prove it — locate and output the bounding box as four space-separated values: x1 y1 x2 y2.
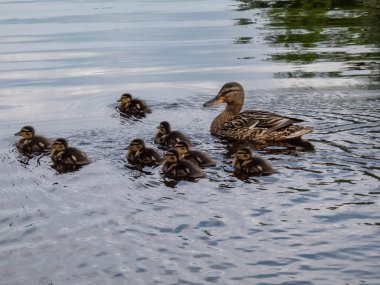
0 0 379 284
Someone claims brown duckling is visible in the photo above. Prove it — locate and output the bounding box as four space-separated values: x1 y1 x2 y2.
126 138 162 166
154 121 192 149
233 147 276 176
162 148 204 179
203 82 313 142
15 126 50 154
51 138 90 173
174 141 215 167
117 93 151 116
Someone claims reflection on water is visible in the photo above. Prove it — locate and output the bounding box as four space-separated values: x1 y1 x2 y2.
0 0 380 284
234 0 380 82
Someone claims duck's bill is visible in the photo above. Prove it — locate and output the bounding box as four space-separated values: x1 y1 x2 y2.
117 99 121 102
203 96 224 107
14 132 21 136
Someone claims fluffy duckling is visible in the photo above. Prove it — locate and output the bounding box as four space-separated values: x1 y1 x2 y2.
233 147 276 176
126 138 162 166
154 121 192 149
117 93 151 116
15 126 50 154
174 141 215 167
51 138 90 173
162 148 204 179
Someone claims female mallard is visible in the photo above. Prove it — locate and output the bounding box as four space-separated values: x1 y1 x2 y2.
154 121 192 149
51 138 91 172
203 82 313 142
233 147 276 176
174 141 216 167
162 148 204 179
15 126 50 154
126 138 162 166
117 93 151 116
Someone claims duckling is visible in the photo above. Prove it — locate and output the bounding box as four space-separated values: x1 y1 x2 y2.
233 147 276 176
15 126 50 154
203 82 314 142
51 138 90 172
117 93 151 116
154 121 192 149
174 141 216 167
162 148 204 179
126 138 162 166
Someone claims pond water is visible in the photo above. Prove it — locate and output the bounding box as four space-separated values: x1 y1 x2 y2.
0 0 379 284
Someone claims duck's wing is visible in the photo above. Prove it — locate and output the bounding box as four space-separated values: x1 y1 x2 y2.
67 148 91 165
219 124 313 142
131 99 151 114
219 127 270 143
222 110 304 131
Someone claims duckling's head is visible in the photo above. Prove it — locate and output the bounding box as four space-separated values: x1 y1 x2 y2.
52 138 68 153
164 148 180 163
157 121 171 135
128 138 145 152
175 141 190 156
235 147 252 161
16 126 35 139
203 82 244 108
117 93 132 105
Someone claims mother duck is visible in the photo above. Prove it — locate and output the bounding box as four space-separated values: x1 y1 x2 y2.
203 82 313 142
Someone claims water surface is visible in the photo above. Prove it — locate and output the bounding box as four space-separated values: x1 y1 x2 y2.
0 0 379 284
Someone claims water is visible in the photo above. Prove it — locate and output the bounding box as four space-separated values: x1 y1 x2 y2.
0 0 379 284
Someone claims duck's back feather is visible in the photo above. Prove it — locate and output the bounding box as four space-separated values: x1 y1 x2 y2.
223 110 304 131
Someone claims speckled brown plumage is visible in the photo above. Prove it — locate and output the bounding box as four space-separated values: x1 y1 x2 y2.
203 82 313 142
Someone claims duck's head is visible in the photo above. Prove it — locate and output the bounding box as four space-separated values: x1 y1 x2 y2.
117 93 132 105
164 148 180 163
51 138 68 153
15 126 35 139
157 121 171 135
175 141 190 156
127 139 145 152
235 147 252 161
203 82 244 108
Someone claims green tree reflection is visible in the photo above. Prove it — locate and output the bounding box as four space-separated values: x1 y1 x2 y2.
233 0 380 81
